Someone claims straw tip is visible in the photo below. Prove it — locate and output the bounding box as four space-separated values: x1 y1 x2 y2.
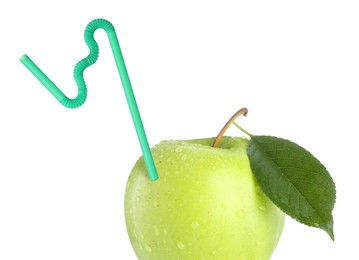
150 175 159 181
19 54 28 62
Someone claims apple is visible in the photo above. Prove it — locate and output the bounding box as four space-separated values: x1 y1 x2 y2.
125 136 285 259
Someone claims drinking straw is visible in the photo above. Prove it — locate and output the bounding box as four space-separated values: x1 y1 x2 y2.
20 18 159 181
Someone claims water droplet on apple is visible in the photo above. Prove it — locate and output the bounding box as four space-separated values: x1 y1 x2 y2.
256 185 263 194
191 221 200 229
235 175 242 180
259 205 266 211
181 155 187 161
212 250 218 255
177 240 185 250
145 243 153 252
235 209 245 217
153 200 159 208
153 225 159 236
140 234 144 239
175 147 183 153
133 230 138 238
220 215 226 227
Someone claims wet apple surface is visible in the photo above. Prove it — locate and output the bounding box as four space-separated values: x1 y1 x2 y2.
125 137 285 260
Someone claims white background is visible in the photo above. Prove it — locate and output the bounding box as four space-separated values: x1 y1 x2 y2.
1 1 358 259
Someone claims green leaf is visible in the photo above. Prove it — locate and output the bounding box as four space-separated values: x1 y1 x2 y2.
247 135 336 240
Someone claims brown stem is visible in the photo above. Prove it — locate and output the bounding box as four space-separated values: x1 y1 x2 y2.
212 107 248 148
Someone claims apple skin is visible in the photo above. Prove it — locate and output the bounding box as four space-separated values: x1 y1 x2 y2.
125 137 285 260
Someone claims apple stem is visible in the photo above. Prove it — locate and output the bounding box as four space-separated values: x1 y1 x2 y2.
212 107 252 148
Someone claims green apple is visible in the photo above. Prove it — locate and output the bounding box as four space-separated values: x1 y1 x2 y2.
125 136 285 260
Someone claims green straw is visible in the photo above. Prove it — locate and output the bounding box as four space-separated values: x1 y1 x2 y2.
20 18 158 181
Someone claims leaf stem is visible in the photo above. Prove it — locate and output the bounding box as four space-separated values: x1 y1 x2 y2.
232 121 252 138
212 107 251 147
